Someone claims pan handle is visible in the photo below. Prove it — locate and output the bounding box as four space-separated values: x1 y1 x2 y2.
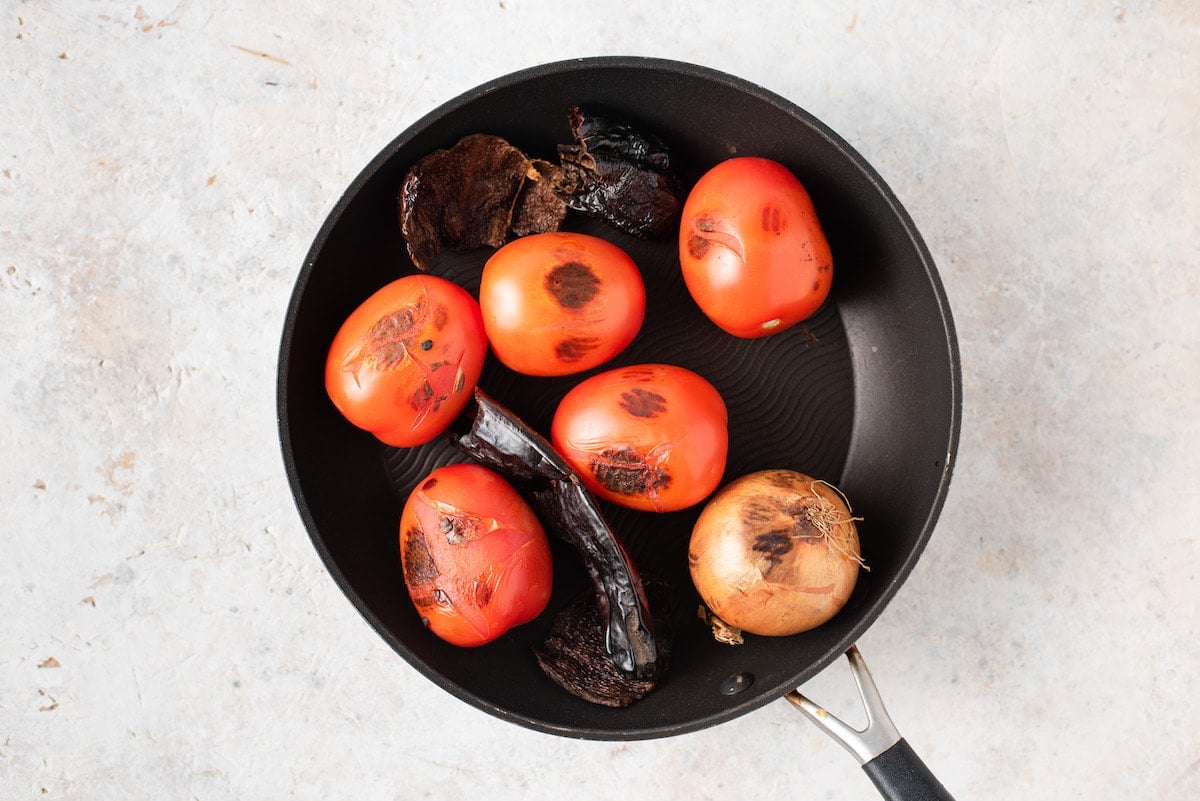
785 646 956 801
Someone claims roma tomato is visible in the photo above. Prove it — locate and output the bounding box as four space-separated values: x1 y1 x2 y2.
325 275 487 448
399 463 553 647
551 364 728 513
679 157 833 338
479 232 645 376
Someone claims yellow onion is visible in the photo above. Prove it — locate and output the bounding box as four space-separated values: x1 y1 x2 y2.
688 469 864 637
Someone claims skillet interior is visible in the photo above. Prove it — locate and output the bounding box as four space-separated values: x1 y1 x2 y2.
278 57 960 739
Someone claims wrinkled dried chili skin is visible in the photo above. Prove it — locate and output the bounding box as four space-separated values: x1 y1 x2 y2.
557 106 682 238
399 134 566 271
446 388 660 683
511 159 568 237
533 578 673 708
400 134 529 270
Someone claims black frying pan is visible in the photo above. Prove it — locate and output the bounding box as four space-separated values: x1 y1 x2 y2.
278 57 961 800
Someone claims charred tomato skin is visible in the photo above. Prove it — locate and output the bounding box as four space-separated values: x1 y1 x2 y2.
550 363 729 513
399 463 554 647
480 232 646 377
325 275 488 448
679 157 833 338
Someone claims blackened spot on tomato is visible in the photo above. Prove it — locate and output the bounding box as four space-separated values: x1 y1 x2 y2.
752 530 793 564
371 303 422 339
591 447 671 496
364 302 425 371
619 388 667 418
422 477 439 491
555 336 601 363
474 579 493 608
409 379 434 411
545 261 601 310
687 233 711 259
439 515 468 544
402 527 438 586
696 215 718 233
432 303 449 331
762 204 783 233
812 280 820 292
420 339 433 351
432 588 452 606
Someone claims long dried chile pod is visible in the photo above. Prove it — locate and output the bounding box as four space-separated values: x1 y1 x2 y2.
447 388 659 679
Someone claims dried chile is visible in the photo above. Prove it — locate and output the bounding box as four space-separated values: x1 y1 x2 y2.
447 388 662 688
512 159 569 237
557 105 683 238
399 134 563 271
533 578 673 708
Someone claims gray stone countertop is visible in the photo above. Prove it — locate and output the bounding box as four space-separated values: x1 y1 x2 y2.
3 3 1197 800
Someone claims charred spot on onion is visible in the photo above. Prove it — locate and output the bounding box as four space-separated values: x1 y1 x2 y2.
473 579 493 608
739 497 779 524
751 530 794 565
764 469 805 490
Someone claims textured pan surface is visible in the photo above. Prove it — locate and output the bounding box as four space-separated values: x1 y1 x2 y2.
278 57 960 739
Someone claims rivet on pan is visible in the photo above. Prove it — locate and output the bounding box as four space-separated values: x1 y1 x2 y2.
719 672 754 696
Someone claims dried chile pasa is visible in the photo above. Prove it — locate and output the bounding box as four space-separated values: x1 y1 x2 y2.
399 134 567 271
557 105 682 238
398 107 682 270
447 388 668 707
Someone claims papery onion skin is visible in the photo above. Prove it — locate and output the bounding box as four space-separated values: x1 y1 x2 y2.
687 469 862 637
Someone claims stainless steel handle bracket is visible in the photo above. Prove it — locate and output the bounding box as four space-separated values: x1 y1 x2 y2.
786 645 903 764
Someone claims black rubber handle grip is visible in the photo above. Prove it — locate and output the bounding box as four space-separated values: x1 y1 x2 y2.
862 738 956 801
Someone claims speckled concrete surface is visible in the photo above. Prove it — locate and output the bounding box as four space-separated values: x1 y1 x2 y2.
3 2 1197 800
